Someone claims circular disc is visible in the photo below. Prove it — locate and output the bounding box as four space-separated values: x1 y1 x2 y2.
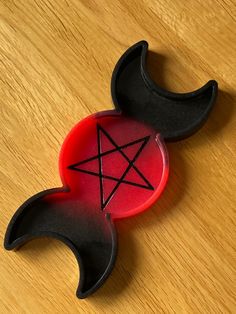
59 110 169 219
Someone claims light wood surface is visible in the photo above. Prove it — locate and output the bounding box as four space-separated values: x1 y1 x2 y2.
0 1 235 313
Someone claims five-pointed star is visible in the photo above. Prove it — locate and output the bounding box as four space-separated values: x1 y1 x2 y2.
68 124 154 210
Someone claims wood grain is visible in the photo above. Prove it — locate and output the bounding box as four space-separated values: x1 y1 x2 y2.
0 0 235 313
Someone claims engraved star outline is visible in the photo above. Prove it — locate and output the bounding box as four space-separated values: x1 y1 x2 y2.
68 124 154 210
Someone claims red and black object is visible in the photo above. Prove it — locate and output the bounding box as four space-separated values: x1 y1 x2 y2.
4 41 218 298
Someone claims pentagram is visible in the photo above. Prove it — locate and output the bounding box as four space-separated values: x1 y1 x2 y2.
68 124 154 210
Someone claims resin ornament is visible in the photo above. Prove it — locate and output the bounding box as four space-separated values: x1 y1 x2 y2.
4 41 218 298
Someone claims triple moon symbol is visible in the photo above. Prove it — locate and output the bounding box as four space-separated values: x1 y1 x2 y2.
4 40 218 298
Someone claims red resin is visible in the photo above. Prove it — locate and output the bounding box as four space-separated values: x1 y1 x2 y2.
59 111 169 219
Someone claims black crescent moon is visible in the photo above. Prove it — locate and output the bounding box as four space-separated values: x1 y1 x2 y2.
4 188 117 299
111 40 218 141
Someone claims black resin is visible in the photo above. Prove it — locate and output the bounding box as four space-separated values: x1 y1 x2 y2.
111 41 218 141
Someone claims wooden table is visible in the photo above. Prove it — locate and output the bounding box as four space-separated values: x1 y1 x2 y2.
0 1 235 313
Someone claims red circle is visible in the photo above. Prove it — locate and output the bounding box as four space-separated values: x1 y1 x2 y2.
59 111 169 219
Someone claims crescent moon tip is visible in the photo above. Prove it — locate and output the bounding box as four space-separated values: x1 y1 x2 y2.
206 79 218 89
